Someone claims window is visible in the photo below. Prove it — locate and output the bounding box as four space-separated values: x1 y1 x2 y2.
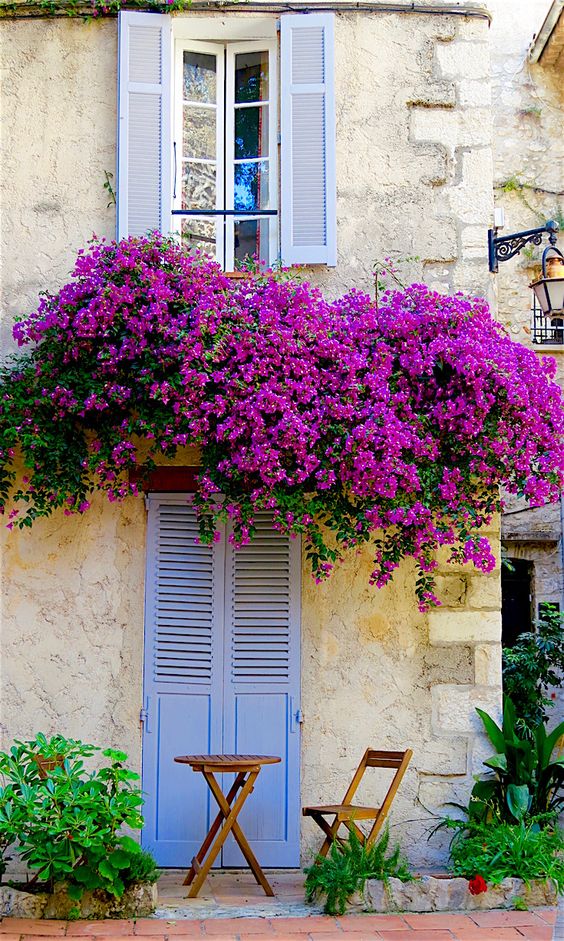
532 291 564 345
173 41 278 270
117 11 337 269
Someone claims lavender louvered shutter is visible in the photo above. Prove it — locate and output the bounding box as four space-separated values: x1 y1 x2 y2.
117 11 172 238
222 513 302 867
141 496 224 866
280 13 337 266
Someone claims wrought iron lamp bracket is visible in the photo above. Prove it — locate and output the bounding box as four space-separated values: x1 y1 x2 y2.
488 219 559 273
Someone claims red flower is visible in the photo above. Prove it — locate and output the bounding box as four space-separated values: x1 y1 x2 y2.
468 875 488 895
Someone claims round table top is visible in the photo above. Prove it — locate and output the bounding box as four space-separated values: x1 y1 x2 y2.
174 754 281 771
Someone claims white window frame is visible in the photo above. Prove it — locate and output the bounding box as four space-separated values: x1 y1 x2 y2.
173 37 278 271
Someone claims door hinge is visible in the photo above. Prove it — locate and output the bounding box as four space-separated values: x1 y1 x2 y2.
140 696 151 733
144 495 150 512
289 697 303 733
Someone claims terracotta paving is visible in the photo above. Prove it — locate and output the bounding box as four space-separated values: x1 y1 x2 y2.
0 874 558 940
0 909 558 941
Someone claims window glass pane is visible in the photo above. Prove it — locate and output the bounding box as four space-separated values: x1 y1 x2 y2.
235 106 269 160
184 106 216 161
184 51 217 103
234 161 269 211
235 51 269 103
182 163 216 211
234 218 270 267
181 219 217 257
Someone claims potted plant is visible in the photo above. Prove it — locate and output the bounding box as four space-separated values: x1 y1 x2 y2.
0 735 159 918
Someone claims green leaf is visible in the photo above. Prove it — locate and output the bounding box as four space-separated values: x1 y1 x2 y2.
507 784 531 822
476 708 505 753
98 858 117 879
119 835 141 854
483 753 508 772
66 883 84 901
109 849 131 869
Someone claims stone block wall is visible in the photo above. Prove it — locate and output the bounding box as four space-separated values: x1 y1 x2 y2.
1 5 502 870
488 0 564 619
301 526 502 869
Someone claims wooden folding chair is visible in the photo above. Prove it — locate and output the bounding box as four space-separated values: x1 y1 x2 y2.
303 748 413 858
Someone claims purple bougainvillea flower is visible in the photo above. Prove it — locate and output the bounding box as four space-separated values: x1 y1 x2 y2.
2 234 563 607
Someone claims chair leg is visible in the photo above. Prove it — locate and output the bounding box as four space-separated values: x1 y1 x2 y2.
309 811 342 859
365 811 386 849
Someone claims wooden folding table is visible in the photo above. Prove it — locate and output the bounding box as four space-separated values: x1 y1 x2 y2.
174 753 281 898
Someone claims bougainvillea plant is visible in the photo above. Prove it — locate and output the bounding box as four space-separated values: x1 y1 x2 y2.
1 233 563 609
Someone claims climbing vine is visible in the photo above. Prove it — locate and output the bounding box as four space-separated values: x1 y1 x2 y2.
2 234 563 609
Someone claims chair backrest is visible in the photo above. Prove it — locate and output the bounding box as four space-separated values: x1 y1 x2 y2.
365 750 408 768
342 747 413 820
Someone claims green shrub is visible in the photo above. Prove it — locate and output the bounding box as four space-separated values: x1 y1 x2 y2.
468 698 564 823
0 734 158 900
122 848 159 887
445 815 564 891
503 605 564 734
304 828 412 915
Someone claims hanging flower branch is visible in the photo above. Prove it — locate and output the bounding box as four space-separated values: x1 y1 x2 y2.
1 233 563 608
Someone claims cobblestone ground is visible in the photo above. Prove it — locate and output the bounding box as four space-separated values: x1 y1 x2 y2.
0 910 557 941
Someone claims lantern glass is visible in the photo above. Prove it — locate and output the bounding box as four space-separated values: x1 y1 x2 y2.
531 277 564 318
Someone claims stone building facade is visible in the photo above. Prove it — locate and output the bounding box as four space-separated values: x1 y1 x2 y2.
0 0 510 870
488 0 564 634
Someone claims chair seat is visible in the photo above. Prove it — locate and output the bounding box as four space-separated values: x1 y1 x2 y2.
303 803 381 820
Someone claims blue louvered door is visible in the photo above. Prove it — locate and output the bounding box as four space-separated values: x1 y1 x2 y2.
222 513 302 867
142 496 301 867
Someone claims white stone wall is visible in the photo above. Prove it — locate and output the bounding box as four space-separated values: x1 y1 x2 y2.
0 7 501 868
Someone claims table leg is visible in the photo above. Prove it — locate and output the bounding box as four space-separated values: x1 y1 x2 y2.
186 770 259 899
203 770 275 897
183 772 246 887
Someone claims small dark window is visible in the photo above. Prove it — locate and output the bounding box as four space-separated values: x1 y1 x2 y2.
502 558 533 648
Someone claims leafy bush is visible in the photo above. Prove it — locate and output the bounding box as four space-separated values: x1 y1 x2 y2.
0 735 157 899
122 848 159 887
304 828 412 915
445 815 564 891
469 699 564 823
2 235 564 609
503 605 564 733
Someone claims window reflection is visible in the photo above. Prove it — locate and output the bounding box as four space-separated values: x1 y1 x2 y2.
235 52 269 103
181 218 217 255
234 218 270 266
234 161 269 212
184 107 216 161
183 52 217 103
235 106 269 160
182 163 216 211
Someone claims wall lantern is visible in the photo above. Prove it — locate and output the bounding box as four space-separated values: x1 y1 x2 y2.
488 217 564 318
530 246 564 319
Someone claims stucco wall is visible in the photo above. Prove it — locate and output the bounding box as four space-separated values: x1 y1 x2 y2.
0 7 501 869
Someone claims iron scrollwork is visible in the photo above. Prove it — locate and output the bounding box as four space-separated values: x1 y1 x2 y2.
488 220 559 273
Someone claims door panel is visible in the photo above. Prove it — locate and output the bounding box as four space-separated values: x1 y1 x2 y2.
142 498 224 866
222 514 301 866
142 497 301 868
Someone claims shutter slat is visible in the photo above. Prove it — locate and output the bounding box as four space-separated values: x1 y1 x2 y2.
150 502 214 686
280 13 336 266
228 514 292 684
118 12 172 238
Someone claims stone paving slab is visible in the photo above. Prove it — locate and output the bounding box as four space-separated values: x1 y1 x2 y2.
0 910 558 940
